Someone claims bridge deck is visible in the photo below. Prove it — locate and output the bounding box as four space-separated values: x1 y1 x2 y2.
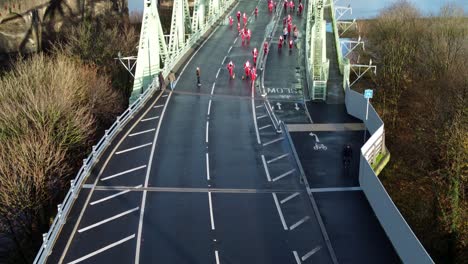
46 1 399 263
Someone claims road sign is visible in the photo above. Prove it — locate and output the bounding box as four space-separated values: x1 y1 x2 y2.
364 89 373 99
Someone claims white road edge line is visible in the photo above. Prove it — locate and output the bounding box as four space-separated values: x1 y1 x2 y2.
280 192 300 204
208 192 215 230
100 165 147 181
206 121 209 143
141 116 160 122
67 234 135 264
215 250 220 264
272 193 288 230
206 153 210 180
90 185 142 205
262 137 284 147
251 86 261 144
268 153 289 164
302 246 322 261
78 207 139 233
129 128 156 137
135 91 173 264
216 68 221 79
261 155 272 182
259 124 272 130
293 251 302 264
207 100 212 115
115 143 152 155
272 169 295 182
289 216 310 230
211 82 216 95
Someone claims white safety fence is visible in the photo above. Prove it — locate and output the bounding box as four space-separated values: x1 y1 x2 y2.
32 1 235 262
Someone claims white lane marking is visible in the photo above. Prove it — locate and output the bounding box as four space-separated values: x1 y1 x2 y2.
262 137 284 147
233 37 238 44
206 121 210 143
162 94 168 97
78 207 139 233
67 234 135 264
257 114 268 119
302 246 322 261
293 251 302 264
272 193 288 230
216 68 221 79
256 104 264 108
272 169 295 182
215 250 220 264
251 87 261 144
153 104 164 108
261 155 272 182
129 128 156 137
115 143 152 155
206 153 210 180
135 92 173 264
141 116 160 122
222 56 227 65
289 216 310 230
207 100 212 115
90 185 142 205
208 192 215 230
228 46 233 53
280 192 300 204
211 82 216 95
259 124 272 130
267 153 289 164
100 165 147 181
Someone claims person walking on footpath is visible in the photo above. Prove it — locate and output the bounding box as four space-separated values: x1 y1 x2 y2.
196 67 201 87
229 16 233 27
251 67 257 83
298 2 303 15
243 12 248 26
168 71 176 90
263 41 269 55
237 11 241 22
252 48 258 65
227 61 236 79
243 60 251 80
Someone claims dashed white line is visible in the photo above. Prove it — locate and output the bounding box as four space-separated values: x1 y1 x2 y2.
233 37 238 44
289 216 310 230
228 46 233 53
267 153 289 163
281 192 300 204
293 251 302 264
153 104 164 108
216 68 221 79
259 124 272 130
115 143 152 155
100 165 147 181
302 246 322 261
261 155 272 182
211 82 216 95
90 185 142 205
129 128 155 137
140 116 160 122
206 121 210 143
208 192 215 230
272 193 288 230
272 169 295 182
215 250 220 264
222 56 227 65
206 153 210 180
257 114 268 119
251 86 261 144
78 207 139 233
262 137 284 147
207 100 212 115
67 234 135 264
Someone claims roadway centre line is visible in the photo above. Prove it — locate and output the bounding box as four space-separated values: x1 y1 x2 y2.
257 114 267 119
135 92 173 264
100 165 147 181
261 155 272 182
211 82 216 95
281 192 300 204
207 100 212 115
206 121 210 143
289 216 310 230
90 185 142 205
208 192 215 230
206 153 210 180
67 234 135 264
78 207 139 233
215 250 220 264
216 68 221 79
222 56 227 65
140 116 159 122
293 251 302 264
272 169 295 182
129 128 155 137
262 137 284 147
228 46 233 53
115 143 152 155
302 246 322 261
153 104 164 108
272 193 288 230
267 153 289 164
259 124 272 130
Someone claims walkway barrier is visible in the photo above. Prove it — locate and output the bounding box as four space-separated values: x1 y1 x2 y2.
344 86 434 264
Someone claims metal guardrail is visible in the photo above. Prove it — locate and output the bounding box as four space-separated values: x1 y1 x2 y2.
32 1 236 262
